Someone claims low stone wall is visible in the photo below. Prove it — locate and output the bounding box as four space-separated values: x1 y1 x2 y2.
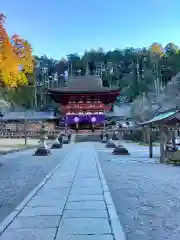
0 121 56 133
0 120 62 139
0 131 58 139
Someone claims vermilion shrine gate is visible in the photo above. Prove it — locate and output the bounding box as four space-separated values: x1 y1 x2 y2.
48 62 120 131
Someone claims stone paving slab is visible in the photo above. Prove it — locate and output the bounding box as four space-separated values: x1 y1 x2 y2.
63 209 108 218
27 198 66 208
37 188 70 196
24 194 66 203
0 228 56 240
68 194 104 201
8 216 60 229
45 182 72 188
72 182 102 188
56 235 114 240
40 186 72 192
73 178 100 183
65 201 106 210
70 187 103 195
0 143 124 240
57 218 111 235
19 206 64 217
74 174 100 178
34 191 69 199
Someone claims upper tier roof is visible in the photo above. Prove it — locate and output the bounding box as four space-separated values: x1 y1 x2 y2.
48 73 120 105
48 75 120 94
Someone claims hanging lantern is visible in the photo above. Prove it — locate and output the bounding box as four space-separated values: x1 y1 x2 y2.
91 117 96 123
74 117 79 123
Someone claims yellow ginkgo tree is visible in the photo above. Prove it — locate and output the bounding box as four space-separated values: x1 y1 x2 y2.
0 13 33 87
150 43 164 57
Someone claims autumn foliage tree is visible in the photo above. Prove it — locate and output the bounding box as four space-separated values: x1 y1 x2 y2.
0 13 33 87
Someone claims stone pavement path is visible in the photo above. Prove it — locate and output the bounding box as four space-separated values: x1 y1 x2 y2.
0 143 124 240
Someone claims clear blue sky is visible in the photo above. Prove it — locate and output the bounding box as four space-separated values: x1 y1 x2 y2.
1 0 180 59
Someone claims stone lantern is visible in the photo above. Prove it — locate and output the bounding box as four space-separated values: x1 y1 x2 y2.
34 124 51 156
101 130 108 143
58 133 64 146
51 132 63 149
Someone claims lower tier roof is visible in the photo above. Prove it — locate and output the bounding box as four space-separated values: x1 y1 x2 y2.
48 90 120 105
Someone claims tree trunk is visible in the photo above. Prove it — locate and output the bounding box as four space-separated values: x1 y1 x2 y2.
160 125 165 163
148 127 153 158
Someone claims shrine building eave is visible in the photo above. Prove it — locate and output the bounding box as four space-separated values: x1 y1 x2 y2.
47 88 120 105
48 74 120 105
48 87 120 94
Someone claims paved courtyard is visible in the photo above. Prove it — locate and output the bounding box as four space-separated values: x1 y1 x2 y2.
96 141 180 240
0 143 123 240
2 140 180 240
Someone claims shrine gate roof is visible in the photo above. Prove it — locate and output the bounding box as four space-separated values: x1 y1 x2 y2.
48 75 120 94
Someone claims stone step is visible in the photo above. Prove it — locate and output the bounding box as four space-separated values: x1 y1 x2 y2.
75 134 101 142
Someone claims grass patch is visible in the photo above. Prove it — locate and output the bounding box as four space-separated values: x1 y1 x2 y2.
0 144 37 149
166 159 180 166
0 144 36 155
137 142 158 146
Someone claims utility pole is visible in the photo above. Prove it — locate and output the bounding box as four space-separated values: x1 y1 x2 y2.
24 109 28 146
136 59 140 97
109 68 112 88
41 69 45 108
34 81 37 109
43 67 48 106
70 60 73 77
100 62 103 77
85 55 89 76
153 57 161 98
156 60 160 96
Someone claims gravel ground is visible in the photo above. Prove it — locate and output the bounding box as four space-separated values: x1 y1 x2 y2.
96 142 180 240
0 144 73 223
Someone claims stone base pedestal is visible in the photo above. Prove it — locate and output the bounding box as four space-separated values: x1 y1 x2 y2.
113 145 130 155
51 141 63 149
101 135 108 143
105 140 116 148
112 136 119 140
102 138 107 143
63 139 69 144
63 134 71 144
34 146 51 156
